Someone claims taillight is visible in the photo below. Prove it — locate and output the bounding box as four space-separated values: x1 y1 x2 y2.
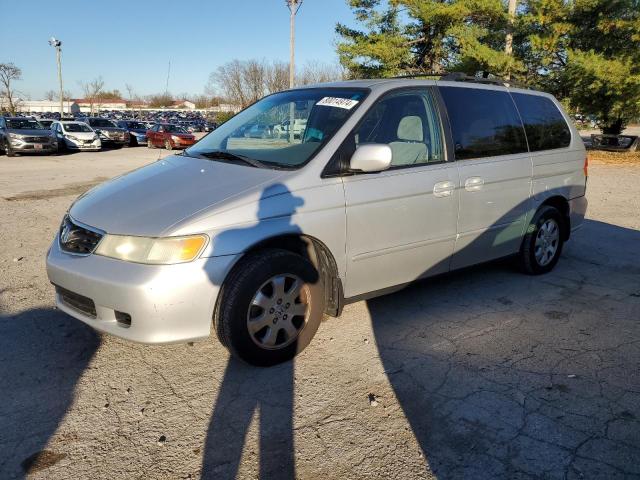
583 155 588 177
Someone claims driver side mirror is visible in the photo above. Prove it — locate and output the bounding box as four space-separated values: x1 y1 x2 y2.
349 144 392 173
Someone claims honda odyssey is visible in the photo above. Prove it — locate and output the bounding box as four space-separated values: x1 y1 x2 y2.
46 76 588 366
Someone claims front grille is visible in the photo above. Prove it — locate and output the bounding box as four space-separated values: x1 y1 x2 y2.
59 215 103 255
56 285 97 318
24 136 51 143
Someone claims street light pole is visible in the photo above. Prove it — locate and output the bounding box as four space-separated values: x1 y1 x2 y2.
286 0 302 143
48 37 64 116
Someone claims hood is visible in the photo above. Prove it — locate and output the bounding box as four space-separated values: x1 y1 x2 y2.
69 155 288 236
129 129 147 135
8 129 53 136
64 131 96 139
93 126 126 133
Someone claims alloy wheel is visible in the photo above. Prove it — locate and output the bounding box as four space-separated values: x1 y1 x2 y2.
246 274 309 350
534 218 560 267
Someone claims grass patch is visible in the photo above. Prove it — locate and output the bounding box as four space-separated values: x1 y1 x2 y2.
588 150 640 165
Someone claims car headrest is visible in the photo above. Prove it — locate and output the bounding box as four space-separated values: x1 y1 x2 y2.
397 116 423 142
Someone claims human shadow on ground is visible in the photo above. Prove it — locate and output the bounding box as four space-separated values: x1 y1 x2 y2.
0 306 100 479
202 184 311 479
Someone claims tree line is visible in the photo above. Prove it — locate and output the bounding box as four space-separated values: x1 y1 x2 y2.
336 0 640 134
207 59 344 108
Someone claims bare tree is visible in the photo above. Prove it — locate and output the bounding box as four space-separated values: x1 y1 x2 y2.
265 61 290 94
79 76 105 115
44 90 57 101
211 60 249 107
0 63 22 115
298 61 345 86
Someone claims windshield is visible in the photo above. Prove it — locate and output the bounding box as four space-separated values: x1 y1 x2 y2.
165 124 188 133
90 118 116 128
186 88 368 168
126 122 146 129
7 119 45 130
64 123 92 133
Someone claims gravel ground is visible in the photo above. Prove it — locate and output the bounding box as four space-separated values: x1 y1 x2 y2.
0 145 639 480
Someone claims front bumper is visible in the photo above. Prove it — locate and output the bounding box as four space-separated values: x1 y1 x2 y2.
46 236 238 344
9 140 57 153
131 133 148 144
569 195 588 232
65 139 101 150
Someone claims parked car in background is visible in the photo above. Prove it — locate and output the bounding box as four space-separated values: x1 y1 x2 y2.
51 121 101 151
0 117 57 156
37 118 55 129
146 123 196 150
243 123 275 139
273 118 307 139
116 120 149 146
79 117 129 148
204 121 217 132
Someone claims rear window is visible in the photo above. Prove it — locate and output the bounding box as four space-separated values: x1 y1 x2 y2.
511 93 571 151
440 87 528 160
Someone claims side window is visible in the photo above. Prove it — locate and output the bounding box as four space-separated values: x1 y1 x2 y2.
512 93 571 151
440 87 528 160
354 89 445 166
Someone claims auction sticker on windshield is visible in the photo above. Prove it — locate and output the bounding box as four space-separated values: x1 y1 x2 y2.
316 97 359 110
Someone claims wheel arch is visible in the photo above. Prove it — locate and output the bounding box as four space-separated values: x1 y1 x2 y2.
240 233 344 317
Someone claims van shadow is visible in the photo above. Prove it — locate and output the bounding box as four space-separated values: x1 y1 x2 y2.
0 306 100 479
202 184 308 479
367 219 640 478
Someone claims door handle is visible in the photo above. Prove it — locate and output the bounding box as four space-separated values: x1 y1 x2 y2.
464 177 484 192
433 181 455 198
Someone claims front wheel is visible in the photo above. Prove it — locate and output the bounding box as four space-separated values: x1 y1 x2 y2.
164 139 173 150
214 249 325 366
519 205 565 275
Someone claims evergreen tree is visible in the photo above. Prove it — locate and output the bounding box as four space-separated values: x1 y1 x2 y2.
336 0 521 78
518 0 640 134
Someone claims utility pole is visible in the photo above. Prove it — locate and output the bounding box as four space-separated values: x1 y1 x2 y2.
48 37 64 116
286 0 302 143
505 0 517 79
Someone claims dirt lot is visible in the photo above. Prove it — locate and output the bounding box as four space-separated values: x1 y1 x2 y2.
0 145 639 480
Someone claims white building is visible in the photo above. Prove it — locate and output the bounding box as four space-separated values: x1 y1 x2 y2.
0 98 74 114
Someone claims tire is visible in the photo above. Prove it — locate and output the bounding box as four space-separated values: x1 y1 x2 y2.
214 249 325 366
164 139 173 150
519 205 565 275
147 138 154 148
6 143 16 157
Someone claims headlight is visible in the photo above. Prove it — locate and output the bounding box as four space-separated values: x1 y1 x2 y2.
95 234 208 264
8 132 22 139
67 135 80 142
171 135 181 141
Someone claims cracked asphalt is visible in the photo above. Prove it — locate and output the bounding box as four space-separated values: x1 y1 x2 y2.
0 146 638 479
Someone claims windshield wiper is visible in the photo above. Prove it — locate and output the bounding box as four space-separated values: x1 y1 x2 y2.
194 150 265 168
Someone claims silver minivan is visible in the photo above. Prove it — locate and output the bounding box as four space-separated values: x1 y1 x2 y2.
46 77 588 365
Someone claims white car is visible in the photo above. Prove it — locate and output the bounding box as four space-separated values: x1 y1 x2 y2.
51 121 102 151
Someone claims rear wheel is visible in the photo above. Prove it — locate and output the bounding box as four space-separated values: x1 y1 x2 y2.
214 249 325 366
519 205 565 275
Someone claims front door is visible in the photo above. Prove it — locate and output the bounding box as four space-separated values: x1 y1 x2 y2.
342 88 459 298
438 85 533 269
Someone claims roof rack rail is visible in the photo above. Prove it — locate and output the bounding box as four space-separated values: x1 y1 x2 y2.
439 72 528 89
389 71 528 89
390 72 443 80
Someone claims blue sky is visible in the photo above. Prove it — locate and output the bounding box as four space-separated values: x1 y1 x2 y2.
1 0 357 99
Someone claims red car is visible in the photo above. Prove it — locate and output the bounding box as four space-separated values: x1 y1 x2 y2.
147 123 196 150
